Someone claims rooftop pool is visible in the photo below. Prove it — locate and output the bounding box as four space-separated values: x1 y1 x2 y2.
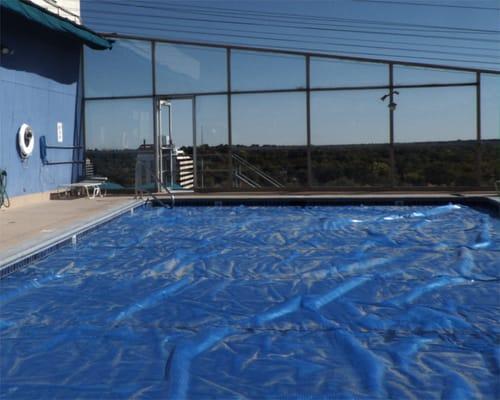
1 204 499 399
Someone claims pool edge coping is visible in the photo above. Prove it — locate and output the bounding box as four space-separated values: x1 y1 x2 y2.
0 199 145 279
160 194 500 213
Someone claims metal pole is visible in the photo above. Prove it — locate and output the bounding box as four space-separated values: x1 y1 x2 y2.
389 63 396 187
476 71 482 186
227 48 233 189
306 55 312 188
169 104 174 188
80 45 86 182
157 101 163 190
151 40 161 192
192 96 197 190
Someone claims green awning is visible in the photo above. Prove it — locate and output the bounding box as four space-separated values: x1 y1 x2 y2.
1 0 112 50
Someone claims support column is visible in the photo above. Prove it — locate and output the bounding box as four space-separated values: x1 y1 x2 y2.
389 64 396 187
306 55 312 188
227 49 233 189
476 72 482 187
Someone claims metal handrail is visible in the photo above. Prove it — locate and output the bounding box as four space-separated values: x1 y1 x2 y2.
234 171 261 189
232 153 285 188
151 174 175 208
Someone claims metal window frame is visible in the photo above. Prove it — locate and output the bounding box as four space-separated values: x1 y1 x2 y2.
81 34 499 191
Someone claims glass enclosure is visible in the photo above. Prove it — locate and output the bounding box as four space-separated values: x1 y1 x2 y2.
311 90 390 186
155 43 227 94
310 58 388 88
85 98 154 189
232 51 306 91
232 93 307 188
84 39 152 98
83 36 500 191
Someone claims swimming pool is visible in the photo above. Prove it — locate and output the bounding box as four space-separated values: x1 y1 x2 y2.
1 204 499 399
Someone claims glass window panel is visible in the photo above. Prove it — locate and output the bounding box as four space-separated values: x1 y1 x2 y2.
480 75 499 187
232 147 308 189
169 99 193 148
480 141 499 187
196 95 230 189
395 87 475 143
394 66 474 85
481 74 500 140
84 39 152 97
311 145 391 187
232 92 306 146
310 58 388 88
85 99 153 150
231 50 305 91
85 99 153 189
232 93 307 188
155 43 226 94
395 142 477 187
395 86 478 187
311 90 389 145
158 99 194 189
196 95 228 146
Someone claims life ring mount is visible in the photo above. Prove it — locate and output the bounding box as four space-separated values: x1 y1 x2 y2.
18 123 34 159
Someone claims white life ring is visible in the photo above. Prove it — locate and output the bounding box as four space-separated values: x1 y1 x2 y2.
18 123 34 158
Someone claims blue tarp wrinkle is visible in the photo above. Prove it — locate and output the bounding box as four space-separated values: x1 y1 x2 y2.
0 204 499 399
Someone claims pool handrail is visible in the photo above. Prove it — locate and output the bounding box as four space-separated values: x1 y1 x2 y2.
150 174 175 208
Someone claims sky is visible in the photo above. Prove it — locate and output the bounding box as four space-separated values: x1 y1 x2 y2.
79 0 500 149
76 0 500 70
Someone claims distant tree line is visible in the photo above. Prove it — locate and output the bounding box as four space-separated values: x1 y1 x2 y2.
86 140 499 190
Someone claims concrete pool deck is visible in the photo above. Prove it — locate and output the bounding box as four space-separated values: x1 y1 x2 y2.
0 196 142 272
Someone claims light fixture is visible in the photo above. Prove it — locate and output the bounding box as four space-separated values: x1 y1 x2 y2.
381 90 399 111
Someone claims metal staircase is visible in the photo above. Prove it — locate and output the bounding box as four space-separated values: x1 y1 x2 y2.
176 149 194 189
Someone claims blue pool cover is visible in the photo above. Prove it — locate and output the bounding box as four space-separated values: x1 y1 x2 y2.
1 205 499 399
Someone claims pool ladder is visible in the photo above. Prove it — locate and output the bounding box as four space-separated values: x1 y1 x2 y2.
147 174 175 208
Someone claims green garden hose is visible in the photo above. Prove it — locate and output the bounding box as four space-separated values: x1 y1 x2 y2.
0 169 10 208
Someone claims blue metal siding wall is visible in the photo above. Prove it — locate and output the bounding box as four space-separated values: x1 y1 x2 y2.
0 10 81 198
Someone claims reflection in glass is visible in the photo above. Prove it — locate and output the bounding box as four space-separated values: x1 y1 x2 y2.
311 90 389 145
232 50 306 91
481 74 500 140
232 93 307 188
159 99 194 189
155 43 227 94
84 39 152 98
310 58 388 88
481 141 500 187
395 87 475 143
395 142 477 187
168 99 193 148
232 92 306 145
480 74 499 187
195 95 230 189
232 147 307 189
85 99 153 150
394 66 474 85
85 99 153 188
312 145 391 187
